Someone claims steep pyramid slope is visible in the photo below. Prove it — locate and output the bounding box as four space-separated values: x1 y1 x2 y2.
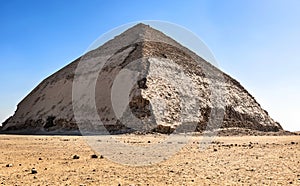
2 23 282 134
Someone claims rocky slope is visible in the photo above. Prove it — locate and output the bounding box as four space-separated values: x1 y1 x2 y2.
1 23 282 134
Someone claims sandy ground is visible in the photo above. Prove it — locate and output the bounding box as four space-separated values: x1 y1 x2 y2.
0 134 299 185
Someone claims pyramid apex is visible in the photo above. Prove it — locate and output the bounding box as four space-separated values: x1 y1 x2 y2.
125 23 152 33
134 23 150 27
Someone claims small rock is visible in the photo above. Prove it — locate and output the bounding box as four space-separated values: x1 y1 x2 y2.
213 148 218 152
6 163 13 167
291 142 295 145
91 154 98 159
148 141 151 143
100 155 104 159
38 158 42 160
6 164 13 167
31 168 38 174
73 155 80 159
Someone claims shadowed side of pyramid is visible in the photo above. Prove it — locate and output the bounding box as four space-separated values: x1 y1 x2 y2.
1 23 283 135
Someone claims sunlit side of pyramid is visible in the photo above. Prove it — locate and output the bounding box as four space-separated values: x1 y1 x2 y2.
1 23 282 134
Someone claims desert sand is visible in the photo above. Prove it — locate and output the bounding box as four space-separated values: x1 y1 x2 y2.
0 134 299 185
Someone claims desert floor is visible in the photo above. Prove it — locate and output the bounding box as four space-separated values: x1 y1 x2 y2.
0 134 299 185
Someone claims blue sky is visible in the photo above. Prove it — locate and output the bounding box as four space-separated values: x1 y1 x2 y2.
0 0 299 131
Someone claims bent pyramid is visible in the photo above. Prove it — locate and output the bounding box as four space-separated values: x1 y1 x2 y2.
1 23 282 134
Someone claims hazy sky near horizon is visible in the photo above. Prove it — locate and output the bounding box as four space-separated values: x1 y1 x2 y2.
0 0 299 131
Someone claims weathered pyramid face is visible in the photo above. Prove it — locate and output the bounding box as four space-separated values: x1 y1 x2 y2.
2 23 282 134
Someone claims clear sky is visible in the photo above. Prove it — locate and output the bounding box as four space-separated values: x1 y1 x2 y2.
1 0 299 131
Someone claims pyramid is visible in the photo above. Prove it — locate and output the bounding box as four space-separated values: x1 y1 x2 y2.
1 23 282 134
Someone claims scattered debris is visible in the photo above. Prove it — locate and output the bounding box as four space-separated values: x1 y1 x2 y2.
91 154 98 159
73 155 80 159
31 168 37 174
6 164 13 167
